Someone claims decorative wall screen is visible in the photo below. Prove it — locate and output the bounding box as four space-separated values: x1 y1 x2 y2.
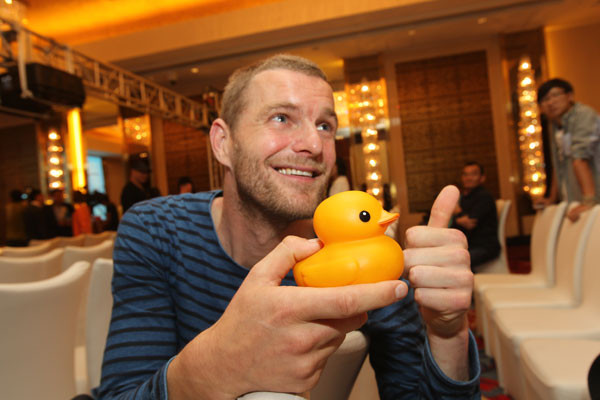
395 51 499 212
162 120 211 194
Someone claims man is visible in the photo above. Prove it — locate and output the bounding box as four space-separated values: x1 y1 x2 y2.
46 188 73 237
5 189 28 246
538 78 600 221
24 189 50 240
451 162 500 270
97 55 479 399
120 152 154 214
177 176 194 194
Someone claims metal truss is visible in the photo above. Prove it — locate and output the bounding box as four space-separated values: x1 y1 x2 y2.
0 17 208 128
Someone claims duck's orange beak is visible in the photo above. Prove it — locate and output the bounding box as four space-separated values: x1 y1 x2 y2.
378 210 399 228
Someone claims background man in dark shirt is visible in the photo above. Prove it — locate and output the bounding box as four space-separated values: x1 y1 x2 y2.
46 188 74 237
120 152 155 214
452 162 500 270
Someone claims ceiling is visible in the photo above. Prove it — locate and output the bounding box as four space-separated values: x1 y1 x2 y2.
25 0 280 44
2 0 600 128
66 0 600 93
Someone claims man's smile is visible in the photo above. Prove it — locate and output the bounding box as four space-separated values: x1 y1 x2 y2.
275 167 318 178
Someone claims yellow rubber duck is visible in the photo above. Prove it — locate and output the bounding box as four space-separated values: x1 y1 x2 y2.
294 190 404 287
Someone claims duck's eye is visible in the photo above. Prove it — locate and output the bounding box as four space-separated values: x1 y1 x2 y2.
359 210 370 222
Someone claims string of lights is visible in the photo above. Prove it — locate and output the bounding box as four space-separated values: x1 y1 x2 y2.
47 128 66 190
517 56 546 201
346 79 389 203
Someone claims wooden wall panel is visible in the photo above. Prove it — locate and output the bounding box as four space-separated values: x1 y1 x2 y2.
344 54 382 84
161 120 211 194
0 123 41 245
395 51 499 212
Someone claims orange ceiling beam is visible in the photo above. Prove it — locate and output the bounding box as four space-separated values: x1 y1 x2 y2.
26 0 280 43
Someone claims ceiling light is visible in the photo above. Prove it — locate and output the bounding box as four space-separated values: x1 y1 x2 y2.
191 67 199 74
477 17 488 24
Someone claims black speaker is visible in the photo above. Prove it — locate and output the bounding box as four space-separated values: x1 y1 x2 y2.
0 71 52 115
0 63 86 113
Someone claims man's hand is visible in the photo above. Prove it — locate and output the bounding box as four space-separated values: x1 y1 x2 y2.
167 236 408 400
403 185 473 381
453 204 462 216
567 203 593 222
454 215 477 230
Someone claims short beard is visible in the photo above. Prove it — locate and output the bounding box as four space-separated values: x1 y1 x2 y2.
232 145 328 224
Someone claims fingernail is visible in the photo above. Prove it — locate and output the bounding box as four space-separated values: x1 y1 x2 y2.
395 284 406 299
308 238 323 247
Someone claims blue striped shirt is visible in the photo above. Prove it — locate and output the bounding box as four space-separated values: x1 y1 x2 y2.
95 191 480 399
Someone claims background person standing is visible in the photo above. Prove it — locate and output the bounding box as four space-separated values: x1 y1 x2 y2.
537 78 600 221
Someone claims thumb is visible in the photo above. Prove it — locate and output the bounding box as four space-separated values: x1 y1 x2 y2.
248 236 322 285
428 185 460 228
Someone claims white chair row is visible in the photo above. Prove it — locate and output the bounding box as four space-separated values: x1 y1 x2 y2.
83 231 118 247
0 257 115 399
0 241 54 258
476 204 600 399
0 239 114 283
28 235 86 249
22 231 117 253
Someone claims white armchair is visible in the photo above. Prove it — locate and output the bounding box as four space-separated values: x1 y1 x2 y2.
474 202 567 338
0 241 52 257
0 248 64 283
75 258 114 394
29 235 86 249
83 231 117 247
520 338 600 400
62 239 114 272
0 261 92 400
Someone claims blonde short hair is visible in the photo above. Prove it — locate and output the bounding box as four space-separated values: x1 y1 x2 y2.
220 54 329 132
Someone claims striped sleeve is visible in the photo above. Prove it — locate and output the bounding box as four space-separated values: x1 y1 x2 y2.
364 281 480 399
94 204 177 400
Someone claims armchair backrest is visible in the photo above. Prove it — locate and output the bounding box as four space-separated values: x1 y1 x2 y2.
0 248 65 283
0 261 91 400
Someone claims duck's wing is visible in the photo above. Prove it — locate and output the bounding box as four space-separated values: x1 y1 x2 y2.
299 256 359 287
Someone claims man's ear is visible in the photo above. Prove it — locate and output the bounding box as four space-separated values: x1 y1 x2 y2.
209 118 233 169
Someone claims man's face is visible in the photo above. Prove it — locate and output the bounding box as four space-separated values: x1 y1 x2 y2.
52 190 64 203
228 69 338 221
131 169 149 185
461 165 485 191
539 87 573 121
179 183 193 194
